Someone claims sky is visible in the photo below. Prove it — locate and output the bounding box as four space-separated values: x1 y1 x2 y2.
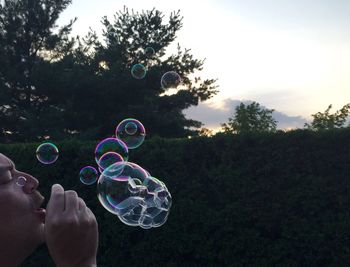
57 0 350 131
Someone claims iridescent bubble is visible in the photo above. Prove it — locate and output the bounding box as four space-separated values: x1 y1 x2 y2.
97 162 172 228
97 162 149 222
95 137 129 165
125 121 138 135
79 166 98 185
116 118 146 149
160 71 181 89
131 64 146 79
36 142 59 164
127 176 172 229
144 47 155 58
98 151 124 171
16 176 26 187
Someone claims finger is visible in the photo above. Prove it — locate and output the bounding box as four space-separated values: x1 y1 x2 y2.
64 190 79 213
78 197 86 211
47 184 65 214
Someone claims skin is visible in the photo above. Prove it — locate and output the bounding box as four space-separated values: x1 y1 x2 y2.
0 153 98 267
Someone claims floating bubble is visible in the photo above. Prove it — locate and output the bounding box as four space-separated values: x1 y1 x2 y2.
95 137 129 166
16 176 26 187
36 142 59 164
125 121 138 135
160 71 181 89
131 64 147 79
124 176 172 229
97 162 149 220
97 162 172 228
98 151 124 171
144 47 155 57
116 118 146 149
79 166 98 185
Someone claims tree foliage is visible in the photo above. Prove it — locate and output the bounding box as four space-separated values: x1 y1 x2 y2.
0 2 218 142
0 0 76 142
304 103 350 131
221 101 277 134
55 7 218 139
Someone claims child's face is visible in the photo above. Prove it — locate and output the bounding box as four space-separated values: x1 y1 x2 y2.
0 153 45 254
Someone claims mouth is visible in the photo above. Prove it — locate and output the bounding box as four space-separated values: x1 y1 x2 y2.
33 194 46 223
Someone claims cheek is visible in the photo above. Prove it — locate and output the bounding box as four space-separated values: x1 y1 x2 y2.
0 188 31 219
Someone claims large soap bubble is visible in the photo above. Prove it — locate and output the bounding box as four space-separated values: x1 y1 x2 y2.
97 162 149 219
97 162 172 228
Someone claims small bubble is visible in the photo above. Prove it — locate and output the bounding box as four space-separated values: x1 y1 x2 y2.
79 166 98 185
161 71 181 89
131 64 147 79
144 47 155 57
16 176 26 187
36 142 59 164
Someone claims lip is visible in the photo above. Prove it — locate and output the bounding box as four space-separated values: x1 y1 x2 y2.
33 192 46 223
32 191 45 209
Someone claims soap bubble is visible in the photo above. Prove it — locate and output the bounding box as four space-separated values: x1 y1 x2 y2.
131 64 146 79
97 162 172 228
97 162 149 220
120 175 172 229
98 151 124 171
144 47 155 57
79 166 98 185
116 118 146 149
16 176 26 187
125 121 138 135
161 71 181 89
95 137 129 166
36 142 59 164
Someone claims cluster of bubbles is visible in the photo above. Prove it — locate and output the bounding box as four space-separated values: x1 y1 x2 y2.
35 118 171 229
130 46 182 90
98 161 172 229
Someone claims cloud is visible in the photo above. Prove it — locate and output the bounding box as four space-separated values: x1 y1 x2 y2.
184 98 309 131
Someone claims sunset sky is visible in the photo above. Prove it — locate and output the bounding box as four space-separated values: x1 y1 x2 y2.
57 0 350 131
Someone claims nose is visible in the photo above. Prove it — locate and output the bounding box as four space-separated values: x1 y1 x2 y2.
21 173 39 194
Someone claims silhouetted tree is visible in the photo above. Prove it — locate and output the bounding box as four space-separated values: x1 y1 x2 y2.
0 4 217 141
304 103 350 131
221 101 277 134
0 0 76 142
53 7 218 139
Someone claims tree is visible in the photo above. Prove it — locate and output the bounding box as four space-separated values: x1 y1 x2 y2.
221 101 277 134
0 4 218 141
0 0 76 142
304 103 350 131
50 7 218 139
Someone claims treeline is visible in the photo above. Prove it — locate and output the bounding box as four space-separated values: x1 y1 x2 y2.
1 128 350 266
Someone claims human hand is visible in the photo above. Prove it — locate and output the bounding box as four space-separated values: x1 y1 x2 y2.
45 184 98 267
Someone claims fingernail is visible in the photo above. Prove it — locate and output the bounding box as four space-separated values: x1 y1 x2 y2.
52 184 61 190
